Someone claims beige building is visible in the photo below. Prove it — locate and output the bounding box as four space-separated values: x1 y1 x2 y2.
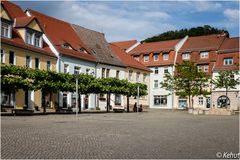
1 1 57 110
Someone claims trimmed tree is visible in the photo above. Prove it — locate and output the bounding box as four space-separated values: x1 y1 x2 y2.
160 61 210 109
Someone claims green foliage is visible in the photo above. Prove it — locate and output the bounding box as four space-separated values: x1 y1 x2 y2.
142 25 228 43
160 61 210 108
212 70 239 96
1 64 147 97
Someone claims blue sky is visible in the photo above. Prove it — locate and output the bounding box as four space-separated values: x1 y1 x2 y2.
14 1 239 42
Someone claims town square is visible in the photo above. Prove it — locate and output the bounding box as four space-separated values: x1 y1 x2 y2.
1 0 239 159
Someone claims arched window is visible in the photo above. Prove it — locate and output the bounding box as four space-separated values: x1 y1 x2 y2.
217 95 230 108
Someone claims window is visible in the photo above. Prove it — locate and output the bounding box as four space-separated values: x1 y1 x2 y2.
153 53 159 61
47 61 51 71
34 35 41 47
129 70 133 80
144 55 149 62
200 51 209 58
136 72 140 82
198 97 203 105
143 74 147 82
62 43 71 49
86 68 90 74
106 69 110 78
154 95 167 106
163 53 169 60
197 66 202 72
35 58 40 69
224 58 233 65
74 66 80 75
134 56 140 61
154 67 158 74
203 65 208 72
64 64 69 73
116 70 120 79
26 32 33 45
182 53 190 60
26 56 31 68
115 94 121 105
1 22 10 38
154 80 158 88
164 67 169 74
9 51 15 65
1 49 5 63
102 68 105 78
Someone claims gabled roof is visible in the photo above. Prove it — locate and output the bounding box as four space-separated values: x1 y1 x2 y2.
179 34 227 52
111 40 137 51
109 44 151 72
218 37 239 53
1 1 26 19
27 9 96 62
1 28 56 58
72 24 125 67
129 39 180 55
15 16 43 30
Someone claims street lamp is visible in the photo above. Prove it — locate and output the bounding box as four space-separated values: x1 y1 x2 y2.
137 84 139 113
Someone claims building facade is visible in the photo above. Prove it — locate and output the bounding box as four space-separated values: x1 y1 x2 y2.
1 1 57 110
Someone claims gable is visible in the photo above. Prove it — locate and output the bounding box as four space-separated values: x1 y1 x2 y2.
1 5 11 20
27 19 42 32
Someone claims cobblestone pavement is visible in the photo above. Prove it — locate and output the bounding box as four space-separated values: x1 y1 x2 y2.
1 110 239 159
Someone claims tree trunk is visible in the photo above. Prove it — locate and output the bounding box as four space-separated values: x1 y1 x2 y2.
188 94 191 109
106 93 110 112
127 96 129 112
78 93 81 113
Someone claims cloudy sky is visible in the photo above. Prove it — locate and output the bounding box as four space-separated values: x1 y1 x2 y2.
14 0 239 42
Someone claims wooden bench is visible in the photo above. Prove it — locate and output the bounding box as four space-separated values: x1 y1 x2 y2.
12 108 34 116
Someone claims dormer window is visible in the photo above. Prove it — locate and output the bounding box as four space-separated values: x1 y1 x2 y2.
62 43 72 49
26 30 42 48
182 52 190 60
1 22 11 38
153 53 159 61
79 47 87 53
144 54 149 62
163 53 169 60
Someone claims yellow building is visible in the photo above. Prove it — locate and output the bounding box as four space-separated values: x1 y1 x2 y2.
1 1 57 111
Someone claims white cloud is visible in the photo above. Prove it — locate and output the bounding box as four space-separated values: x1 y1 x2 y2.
54 1 176 41
144 11 170 19
224 9 239 22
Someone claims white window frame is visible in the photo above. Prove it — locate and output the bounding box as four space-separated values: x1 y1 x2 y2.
129 70 133 81
64 64 69 73
106 69 110 78
134 56 140 61
154 80 158 88
203 65 208 72
47 60 52 71
182 53 190 60
9 51 16 65
144 55 149 62
74 66 81 75
1 48 5 63
163 53 169 61
26 32 33 45
198 97 203 105
1 22 11 38
224 58 233 65
26 55 32 68
34 35 42 48
154 95 167 106
35 57 40 69
200 51 209 59
164 67 169 74
154 67 158 74
153 53 159 61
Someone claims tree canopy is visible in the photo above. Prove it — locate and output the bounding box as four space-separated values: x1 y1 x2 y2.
160 61 210 109
142 25 228 43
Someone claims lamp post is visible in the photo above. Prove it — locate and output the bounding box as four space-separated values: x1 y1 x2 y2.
76 78 78 116
137 83 139 113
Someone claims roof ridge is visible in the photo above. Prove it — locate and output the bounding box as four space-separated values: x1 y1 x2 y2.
72 24 103 35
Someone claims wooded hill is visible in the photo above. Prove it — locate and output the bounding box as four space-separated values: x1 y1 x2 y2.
142 25 228 43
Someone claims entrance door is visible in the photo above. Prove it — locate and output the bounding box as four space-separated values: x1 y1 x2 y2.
84 95 89 109
178 99 187 109
63 93 68 108
206 97 210 108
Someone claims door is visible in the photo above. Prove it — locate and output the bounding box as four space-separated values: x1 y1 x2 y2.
84 95 89 109
179 99 187 109
206 97 210 108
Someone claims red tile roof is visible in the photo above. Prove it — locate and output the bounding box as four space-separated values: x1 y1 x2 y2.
111 40 137 51
109 44 151 72
28 9 96 62
1 28 56 58
179 34 227 52
129 39 180 55
1 1 26 19
15 16 36 28
218 37 239 53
